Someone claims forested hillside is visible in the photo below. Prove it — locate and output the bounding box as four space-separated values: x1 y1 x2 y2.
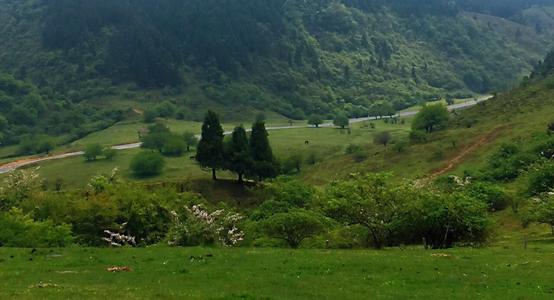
1 0 554 147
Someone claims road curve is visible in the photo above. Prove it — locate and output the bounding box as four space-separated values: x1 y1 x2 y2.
0 96 491 174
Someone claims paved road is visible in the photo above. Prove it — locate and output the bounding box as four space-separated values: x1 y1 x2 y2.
0 96 491 174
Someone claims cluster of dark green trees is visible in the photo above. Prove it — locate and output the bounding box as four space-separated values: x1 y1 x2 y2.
196 111 279 182
0 72 123 150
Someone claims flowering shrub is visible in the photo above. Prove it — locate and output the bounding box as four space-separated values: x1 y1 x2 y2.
167 205 244 247
0 168 40 210
103 228 137 247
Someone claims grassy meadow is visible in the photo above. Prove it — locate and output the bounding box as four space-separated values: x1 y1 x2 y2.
15 118 412 188
1 240 553 299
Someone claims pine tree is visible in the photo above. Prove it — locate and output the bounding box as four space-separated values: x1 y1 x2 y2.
196 111 224 180
250 120 278 181
226 126 252 183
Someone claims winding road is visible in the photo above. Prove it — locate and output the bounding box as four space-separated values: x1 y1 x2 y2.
0 96 491 174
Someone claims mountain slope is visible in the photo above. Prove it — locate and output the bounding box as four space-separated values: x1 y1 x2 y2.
1 0 554 148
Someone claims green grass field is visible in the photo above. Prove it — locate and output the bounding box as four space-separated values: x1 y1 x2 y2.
1 243 553 299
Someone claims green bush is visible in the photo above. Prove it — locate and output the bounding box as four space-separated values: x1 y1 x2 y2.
464 182 509 211
486 143 538 181
0 209 72 247
143 110 158 123
409 130 428 144
103 148 117 160
352 150 368 162
84 143 103 161
345 144 363 154
522 194 554 235
130 151 165 177
282 154 303 174
527 161 554 195
266 178 315 208
405 191 489 248
161 134 186 156
322 173 490 249
261 209 326 248
392 140 409 153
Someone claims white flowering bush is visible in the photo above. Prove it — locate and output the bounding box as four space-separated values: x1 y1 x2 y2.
0 168 40 210
103 229 137 247
167 204 244 247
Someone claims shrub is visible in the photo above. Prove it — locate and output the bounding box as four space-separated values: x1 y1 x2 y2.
84 143 103 161
352 150 368 162
306 152 318 165
392 140 409 153
374 131 392 148
322 173 490 249
161 134 186 156
143 109 158 123
103 148 117 160
405 191 489 248
345 144 363 154
282 153 303 174
167 204 244 247
267 178 315 208
333 114 349 129
130 151 165 177
527 161 554 195
535 138 554 159
464 182 509 211
322 173 408 249
155 101 177 118
183 131 198 152
261 209 325 248
523 194 554 235
486 143 538 181
0 208 72 247
409 130 428 144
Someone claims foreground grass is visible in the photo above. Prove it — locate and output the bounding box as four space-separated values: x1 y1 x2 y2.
1 245 553 299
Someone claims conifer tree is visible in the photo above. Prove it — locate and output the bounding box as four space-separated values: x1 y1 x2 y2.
250 120 279 181
196 111 224 180
226 126 252 183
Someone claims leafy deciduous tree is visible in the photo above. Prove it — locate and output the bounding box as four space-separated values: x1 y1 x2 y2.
308 115 324 128
412 104 449 133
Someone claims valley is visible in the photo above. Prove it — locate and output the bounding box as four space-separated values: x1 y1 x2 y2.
1 1 554 299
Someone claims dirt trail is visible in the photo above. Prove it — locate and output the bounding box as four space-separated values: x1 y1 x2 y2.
428 126 507 179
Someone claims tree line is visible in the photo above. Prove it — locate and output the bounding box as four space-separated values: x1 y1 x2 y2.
196 111 279 182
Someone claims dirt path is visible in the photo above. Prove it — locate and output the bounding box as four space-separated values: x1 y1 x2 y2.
428 126 507 179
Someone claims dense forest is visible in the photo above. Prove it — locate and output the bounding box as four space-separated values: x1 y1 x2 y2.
1 0 554 147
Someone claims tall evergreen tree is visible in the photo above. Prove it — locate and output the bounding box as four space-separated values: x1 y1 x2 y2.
226 126 252 183
250 121 279 181
196 111 224 180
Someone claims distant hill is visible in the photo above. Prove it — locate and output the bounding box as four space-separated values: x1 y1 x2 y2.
1 0 554 147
